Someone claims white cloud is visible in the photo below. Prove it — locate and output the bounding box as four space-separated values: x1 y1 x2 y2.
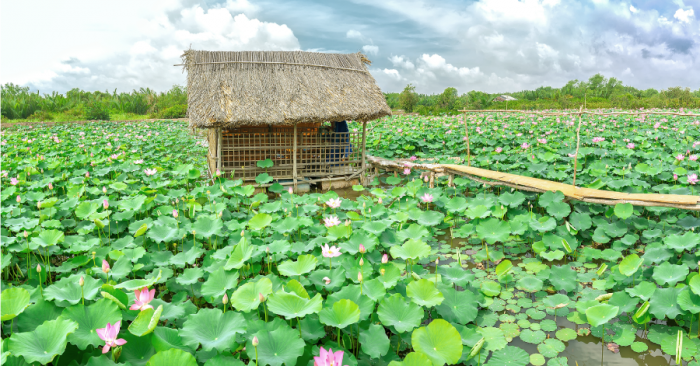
362 45 378 55
674 8 695 23
346 29 363 39
382 69 401 80
629 5 637 13
5 1 300 92
389 55 415 70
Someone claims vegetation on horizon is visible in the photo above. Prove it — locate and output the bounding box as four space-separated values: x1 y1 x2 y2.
385 74 700 115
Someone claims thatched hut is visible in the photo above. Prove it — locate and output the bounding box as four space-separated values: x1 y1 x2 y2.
180 49 391 190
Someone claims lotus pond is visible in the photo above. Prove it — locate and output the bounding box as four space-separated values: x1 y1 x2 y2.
0 114 699 366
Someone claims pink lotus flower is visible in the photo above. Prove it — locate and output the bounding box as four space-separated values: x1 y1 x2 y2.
288 187 293 195
16 195 21 203
626 143 635 149
144 168 157 176
382 253 388 263
134 160 143 165
129 287 155 311
315 347 346 366
97 321 126 353
674 174 679 180
102 260 110 273
689 174 699 185
48 182 53 190
676 154 685 161
495 147 503 153
173 209 178 218
326 198 342 209
323 277 331 285
86 172 90 178
10 177 18 185
359 244 366 254
521 143 529 149
592 137 605 143
690 155 698 161
321 244 342 258
420 193 434 203
324 215 341 227
537 138 547 144
403 168 411 175
103 199 109 210
410 156 417 161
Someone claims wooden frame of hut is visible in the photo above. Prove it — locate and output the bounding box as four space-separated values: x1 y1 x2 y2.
180 50 391 190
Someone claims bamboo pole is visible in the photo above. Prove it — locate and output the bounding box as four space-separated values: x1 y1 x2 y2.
293 123 298 192
464 112 471 167
361 121 367 185
573 106 583 187
217 128 223 173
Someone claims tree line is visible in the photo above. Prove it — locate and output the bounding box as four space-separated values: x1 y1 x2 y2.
386 74 700 115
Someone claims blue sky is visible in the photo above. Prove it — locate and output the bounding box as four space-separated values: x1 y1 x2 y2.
2 0 699 94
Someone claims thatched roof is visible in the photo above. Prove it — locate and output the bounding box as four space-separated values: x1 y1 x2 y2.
181 50 392 128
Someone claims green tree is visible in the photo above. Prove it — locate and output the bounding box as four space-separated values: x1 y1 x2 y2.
437 87 458 110
399 84 418 113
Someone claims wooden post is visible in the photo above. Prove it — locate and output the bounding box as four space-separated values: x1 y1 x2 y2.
293 123 298 192
217 128 223 174
361 121 367 185
572 106 583 188
464 112 471 167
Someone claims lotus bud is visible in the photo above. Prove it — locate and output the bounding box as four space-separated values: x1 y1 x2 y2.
48 182 53 190
266 246 270 253
192 230 196 236
323 276 331 285
259 293 266 302
86 172 89 178
92 251 96 259
288 187 293 194
359 244 366 254
102 260 110 273
363 202 366 208
223 293 229 304
16 195 21 203
103 199 109 209
103 186 107 193
378 197 383 204
206 190 211 195
79 276 85 287
382 254 388 264
368 209 371 213
358 272 363 282
37 264 42 273
359 258 364 266
241 230 245 237
37 201 41 209
252 336 259 347
380 268 385 276
173 210 178 218
436 258 439 265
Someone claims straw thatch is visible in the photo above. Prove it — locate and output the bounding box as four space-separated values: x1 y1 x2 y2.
181 50 391 128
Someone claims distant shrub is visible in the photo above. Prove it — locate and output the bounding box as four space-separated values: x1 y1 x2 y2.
85 103 110 121
155 104 187 119
27 110 54 121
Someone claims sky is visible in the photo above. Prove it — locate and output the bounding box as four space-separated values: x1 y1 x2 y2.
1 0 699 95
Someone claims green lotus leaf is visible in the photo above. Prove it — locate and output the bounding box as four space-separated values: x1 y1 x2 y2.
540 250 564 261
476 218 510 244
388 352 434 366
466 205 491 219
520 329 546 344
248 213 273 231
664 232 700 252
326 285 375 320
114 270 161 291
390 238 431 261
529 216 557 232
619 254 643 276
690 275 700 296
30 229 65 247
499 191 526 208
661 334 697 359
406 279 444 307
412 319 462 366
548 265 577 292
516 276 543 293
146 225 179 243
119 195 147 211
480 280 501 297
614 203 634 220
631 341 648 353
652 262 689 286
626 281 657 301
278 254 318 277
555 328 577 342
267 291 322 319
319 299 361 329
129 305 163 337
175 267 204 286
201 267 239 301
203 354 246 366
151 326 194 353
585 304 619 327
359 324 390 358
435 287 478 325
418 210 445 226
224 236 254 270
180 308 246 352
546 201 571 220
650 287 684 320
362 221 389 236
537 339 565 358
488 345 529 366
247 327 305 366
230 277 273 312
75 202 100 219
643 245 673 264
377 294 424 333
8 316 79 365
1 287 31 321
529 354 546 366
146 349 197 366
477 326 507 351
44 274 102 306
16 297 62 333
61 299 122 350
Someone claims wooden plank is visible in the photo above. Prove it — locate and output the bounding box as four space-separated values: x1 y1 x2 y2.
293 123 298 191
361 121 367 184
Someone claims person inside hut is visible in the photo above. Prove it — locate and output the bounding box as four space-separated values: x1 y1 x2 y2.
328 120 352 167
